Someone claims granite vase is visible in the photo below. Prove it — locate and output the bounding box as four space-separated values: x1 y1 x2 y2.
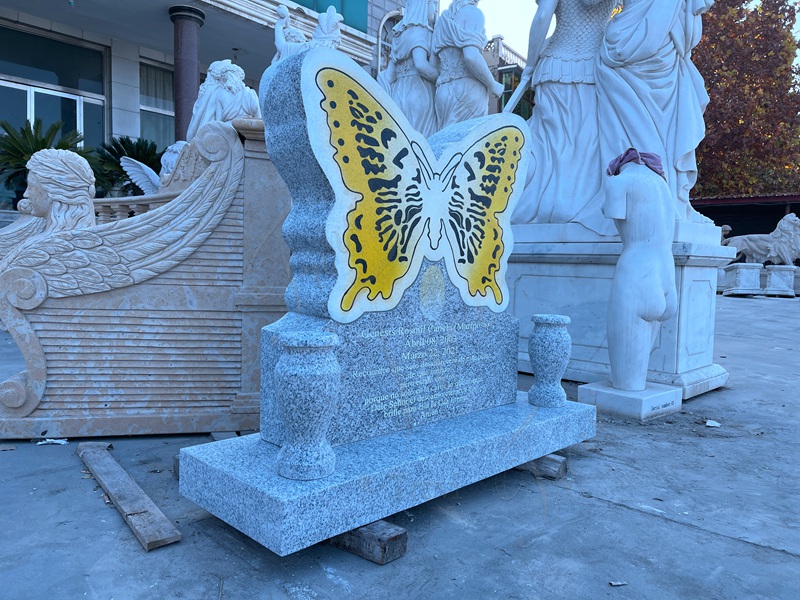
274 331 341 480
528 314 571 407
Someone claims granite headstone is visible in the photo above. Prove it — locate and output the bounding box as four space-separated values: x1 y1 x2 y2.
180 48 596 556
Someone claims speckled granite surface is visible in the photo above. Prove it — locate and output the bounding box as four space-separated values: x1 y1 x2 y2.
181 393 596 556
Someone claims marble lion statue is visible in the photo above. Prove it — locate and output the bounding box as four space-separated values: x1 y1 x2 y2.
723 213 800 266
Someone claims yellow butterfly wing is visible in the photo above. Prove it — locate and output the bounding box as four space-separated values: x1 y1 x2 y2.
442 127 525 305
315 67 430 313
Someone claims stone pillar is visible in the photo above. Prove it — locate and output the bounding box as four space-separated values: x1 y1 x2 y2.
169 5 205 141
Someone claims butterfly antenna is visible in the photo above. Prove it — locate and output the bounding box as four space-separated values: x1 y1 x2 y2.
440 152 463 184
411 141 434 186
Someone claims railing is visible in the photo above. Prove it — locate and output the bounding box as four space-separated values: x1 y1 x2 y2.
93 194 176 224
485 35 526 70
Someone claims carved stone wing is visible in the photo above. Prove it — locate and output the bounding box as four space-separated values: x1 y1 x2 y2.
0 121 244 304
0 215 46 263
120 156 161 195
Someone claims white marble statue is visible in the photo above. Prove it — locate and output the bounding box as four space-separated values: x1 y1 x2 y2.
272 5 309 64
432 0 504 128
379 0 439 137
602 149 677 392
511 0 617 234
596 0 714 224
119 140 189 195
186 60 261 141
723 213 800 266
272 5 343 65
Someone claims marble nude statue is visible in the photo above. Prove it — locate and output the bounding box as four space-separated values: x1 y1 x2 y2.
602 149 677 391
272 5 343 65
723 213 800 266
510 0 617 234
378 0 439 137
596 0 714 224
432 0 504 128
186 60 261 141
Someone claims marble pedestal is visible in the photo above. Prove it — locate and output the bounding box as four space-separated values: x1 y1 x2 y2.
180 394 595 556
764 265 796 297
577 380 682 422
508 224 735 400
722 263 763 296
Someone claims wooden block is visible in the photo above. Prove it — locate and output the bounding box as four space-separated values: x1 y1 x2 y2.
77 442 182 551
210 431 238 441
515 454 568 480
329 520 407 565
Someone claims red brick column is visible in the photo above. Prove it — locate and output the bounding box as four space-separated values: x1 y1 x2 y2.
169 5 205 141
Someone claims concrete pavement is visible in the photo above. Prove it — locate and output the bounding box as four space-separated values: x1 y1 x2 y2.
1 295 798 599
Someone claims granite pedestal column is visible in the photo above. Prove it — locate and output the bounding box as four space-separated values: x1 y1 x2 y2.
169 5 205 141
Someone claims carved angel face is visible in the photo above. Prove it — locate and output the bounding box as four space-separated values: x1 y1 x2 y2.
21 173 51 218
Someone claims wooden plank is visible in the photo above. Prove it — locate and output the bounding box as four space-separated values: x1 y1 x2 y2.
329 520 407 565
515 454 568 480
77 442 181 551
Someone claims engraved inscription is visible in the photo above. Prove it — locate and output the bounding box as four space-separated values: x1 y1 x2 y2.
350 321 492 422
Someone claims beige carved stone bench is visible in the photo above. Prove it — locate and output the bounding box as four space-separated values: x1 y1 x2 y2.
0 120 291 438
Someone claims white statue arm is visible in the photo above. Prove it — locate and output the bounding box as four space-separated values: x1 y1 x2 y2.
522 0 557 79
463 46 504 97
411 46 438 83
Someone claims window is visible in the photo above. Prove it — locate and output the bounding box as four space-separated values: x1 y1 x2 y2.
499 68 534 121
293 0 368 33
139 63 175 151
0 26 106 148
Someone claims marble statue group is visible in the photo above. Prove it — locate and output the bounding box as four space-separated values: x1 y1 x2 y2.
380 0 503 136
507 0 713 236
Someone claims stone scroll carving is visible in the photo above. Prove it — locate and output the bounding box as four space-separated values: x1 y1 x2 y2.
723 213 800 266
0 122 244 419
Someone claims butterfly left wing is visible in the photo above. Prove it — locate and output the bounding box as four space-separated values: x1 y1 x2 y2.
307 61 435 323
435 122 527 310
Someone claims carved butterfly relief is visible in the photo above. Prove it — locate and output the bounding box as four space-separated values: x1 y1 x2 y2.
302 51 528 324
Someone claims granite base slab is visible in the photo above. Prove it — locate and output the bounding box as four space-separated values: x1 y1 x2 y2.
180 393 595 556
577 380 682 421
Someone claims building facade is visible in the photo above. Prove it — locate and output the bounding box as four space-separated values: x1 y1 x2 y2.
0 0 405 205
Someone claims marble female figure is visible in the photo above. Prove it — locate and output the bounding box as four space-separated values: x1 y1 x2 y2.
19 149 96 235
596 0 714 223
511 0 617 236
431 0 504 128
379 0 439 137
